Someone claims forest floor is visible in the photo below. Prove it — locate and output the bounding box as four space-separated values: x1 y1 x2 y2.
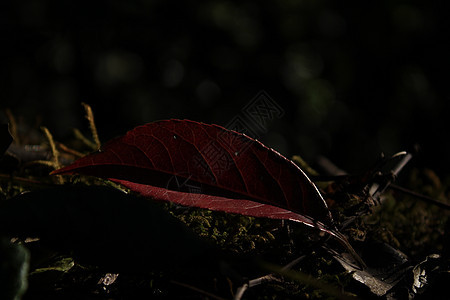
1 109 449 300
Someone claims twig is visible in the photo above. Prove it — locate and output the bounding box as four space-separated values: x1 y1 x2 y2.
233 283 248 300
234 272 281 300
369 152 413 200
389 184 450 210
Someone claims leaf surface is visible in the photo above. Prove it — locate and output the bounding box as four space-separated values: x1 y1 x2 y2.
52 119 335 231
112 179 335 233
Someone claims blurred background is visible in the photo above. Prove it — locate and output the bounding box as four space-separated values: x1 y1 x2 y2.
1 0 449 175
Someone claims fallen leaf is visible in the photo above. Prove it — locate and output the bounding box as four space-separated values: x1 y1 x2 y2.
112 179 330 231
51 120 368 267
52 119 334 229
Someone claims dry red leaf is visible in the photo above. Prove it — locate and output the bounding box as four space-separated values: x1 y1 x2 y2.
52 119 335 232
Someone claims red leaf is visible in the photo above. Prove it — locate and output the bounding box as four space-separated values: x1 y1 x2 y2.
52 119 334 230
110 179 338 236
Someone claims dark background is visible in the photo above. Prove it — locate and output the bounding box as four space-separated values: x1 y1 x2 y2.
1 1 449 175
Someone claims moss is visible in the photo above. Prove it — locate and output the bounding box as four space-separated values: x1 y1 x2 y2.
362 168 450 259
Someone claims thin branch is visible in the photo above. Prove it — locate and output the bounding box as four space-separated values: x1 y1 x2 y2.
233 283 248 300
389 183 450 210
391 152 413 177
370 152 413 200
